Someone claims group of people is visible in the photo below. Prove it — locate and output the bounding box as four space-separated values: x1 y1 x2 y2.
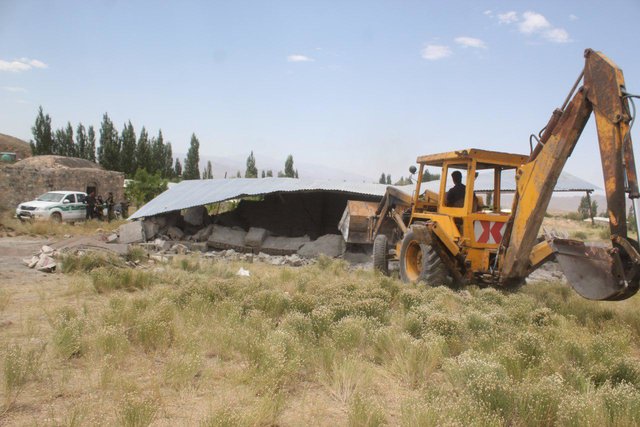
85 192 117 221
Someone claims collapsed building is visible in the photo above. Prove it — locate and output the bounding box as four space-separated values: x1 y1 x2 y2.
122 178 389 258
122 173 597 260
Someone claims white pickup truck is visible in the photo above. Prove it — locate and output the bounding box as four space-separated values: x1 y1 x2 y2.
16 191 88 222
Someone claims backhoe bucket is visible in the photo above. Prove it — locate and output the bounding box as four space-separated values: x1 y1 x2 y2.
551 239 640 301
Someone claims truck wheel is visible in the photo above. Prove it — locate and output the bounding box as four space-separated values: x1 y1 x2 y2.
50 212 62 223
399 229 448 285
373 234 389 276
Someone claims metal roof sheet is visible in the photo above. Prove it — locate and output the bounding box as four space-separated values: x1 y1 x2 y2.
129 172 598 220
130 178 392 219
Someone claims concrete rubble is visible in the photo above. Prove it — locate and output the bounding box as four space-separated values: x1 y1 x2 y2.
113 210 349 261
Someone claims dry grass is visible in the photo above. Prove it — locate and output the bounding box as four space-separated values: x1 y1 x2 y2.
0 212 126 237
2 216 640 425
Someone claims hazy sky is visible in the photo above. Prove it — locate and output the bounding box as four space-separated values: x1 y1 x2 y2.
1 0 640 186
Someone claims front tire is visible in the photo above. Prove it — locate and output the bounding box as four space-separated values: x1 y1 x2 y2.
373 234 389 276
50 212 62 223
399 229 449 285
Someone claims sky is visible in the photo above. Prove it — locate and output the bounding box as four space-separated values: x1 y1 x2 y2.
1 0 640 187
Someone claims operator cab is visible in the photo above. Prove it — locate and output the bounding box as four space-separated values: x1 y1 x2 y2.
414 148 529 217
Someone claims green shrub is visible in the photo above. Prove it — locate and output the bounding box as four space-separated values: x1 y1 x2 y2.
118 393 159 427
60 252 124 273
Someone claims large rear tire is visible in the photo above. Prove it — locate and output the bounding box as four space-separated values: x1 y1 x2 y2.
399 229 449 285
373 234 389 276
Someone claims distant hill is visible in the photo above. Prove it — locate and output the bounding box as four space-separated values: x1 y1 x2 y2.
0 133 31 160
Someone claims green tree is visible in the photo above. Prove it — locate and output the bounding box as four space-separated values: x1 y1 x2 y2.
245 151 258 178
125 168 168 207
379 173 386 184
97 113 120 171
149 130 165 174
203 161 213 179
386 175 392 185
174 158 182 178
284 154 295 178
87 126 96 162
266 170 273 177
163 143 173 179
30 106 53 155
261 170 265 178
422 169 441 182
120 121 137 177
52 123 74 157
236 171 241 178
76 124 87 159
578 195 598 220
183 133 200 180
135 127 150 173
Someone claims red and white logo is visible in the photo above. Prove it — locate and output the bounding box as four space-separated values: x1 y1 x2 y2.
474 220 505 244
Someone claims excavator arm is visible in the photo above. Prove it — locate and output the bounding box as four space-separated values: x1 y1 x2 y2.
500 49 640 300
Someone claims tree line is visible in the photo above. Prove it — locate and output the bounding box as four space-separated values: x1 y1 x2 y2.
29 106 299 182
378 169 440 186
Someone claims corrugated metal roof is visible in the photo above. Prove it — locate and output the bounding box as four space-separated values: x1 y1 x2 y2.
130 178 392 219
129 172 598 219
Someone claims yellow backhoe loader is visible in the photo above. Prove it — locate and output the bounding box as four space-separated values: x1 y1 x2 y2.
341 49 640 301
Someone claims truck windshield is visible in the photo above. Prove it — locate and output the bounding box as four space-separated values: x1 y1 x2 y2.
37 192 65 202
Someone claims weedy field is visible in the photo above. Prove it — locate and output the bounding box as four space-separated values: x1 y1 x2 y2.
1 215 640 426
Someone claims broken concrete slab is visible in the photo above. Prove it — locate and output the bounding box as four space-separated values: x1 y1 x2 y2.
245 227 268 248
142 220 160 241
166 226 185 240
35 255 56 272
298 234 345 258
118 221 146 244
192 224 214 242
184 206 207 227
261 235 310 256
207 225 248 251
51 236 129 256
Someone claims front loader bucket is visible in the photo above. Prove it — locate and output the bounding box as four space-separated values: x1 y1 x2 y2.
550 239 640 301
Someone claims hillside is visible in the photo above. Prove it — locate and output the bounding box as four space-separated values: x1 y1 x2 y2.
0 133 31 160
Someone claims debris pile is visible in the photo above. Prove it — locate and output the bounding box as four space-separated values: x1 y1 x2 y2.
112 208 347 260
23 245 57 272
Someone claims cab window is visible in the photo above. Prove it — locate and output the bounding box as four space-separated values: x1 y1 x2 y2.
76 193 86 203
444 164 468 208
63 194 76 203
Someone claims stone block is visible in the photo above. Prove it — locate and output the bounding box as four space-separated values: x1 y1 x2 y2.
142 220 159 241
118 221 145 244
192 224 214 242
207 225 248 250
245 227 268 248
261 235 310 255
298 234 346 258
184 206 207 227
167 226 185 240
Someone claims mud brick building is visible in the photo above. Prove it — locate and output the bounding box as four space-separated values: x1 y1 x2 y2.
0 155 124 210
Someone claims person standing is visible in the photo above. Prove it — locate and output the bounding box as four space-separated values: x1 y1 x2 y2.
106 192 115 222
85 192 96 220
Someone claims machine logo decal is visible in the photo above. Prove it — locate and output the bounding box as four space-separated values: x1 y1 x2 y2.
474 220 505 244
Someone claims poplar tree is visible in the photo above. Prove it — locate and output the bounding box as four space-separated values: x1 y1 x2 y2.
174 158 182 178
379 173 386 184
135 127 150 173
163 143 174 178
150 130 165 174
120 121 137 177
183 133 200 180
245 151 258 178
30 106 53 155
87 126 96 162
284 155 295 178
76 124 87 159
203 161 213 179
97 113 120 171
